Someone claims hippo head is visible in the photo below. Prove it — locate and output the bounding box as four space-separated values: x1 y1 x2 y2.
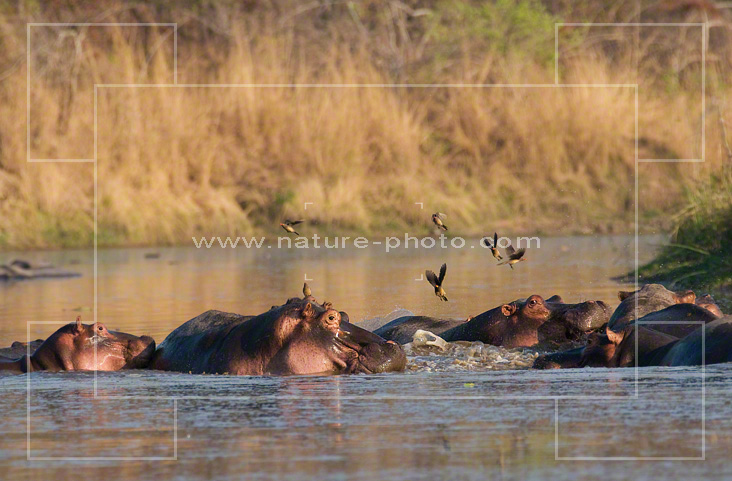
578 327 625 367
271 298 406 374
546 298 611 332
696 295 723 318
533 296 611 347
609 284 697 331
31 317 156 372
502 295 552 325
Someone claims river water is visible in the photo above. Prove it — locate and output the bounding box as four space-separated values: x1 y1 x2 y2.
1 235 730 480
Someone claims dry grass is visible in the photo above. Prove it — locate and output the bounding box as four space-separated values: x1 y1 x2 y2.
0 1 728 248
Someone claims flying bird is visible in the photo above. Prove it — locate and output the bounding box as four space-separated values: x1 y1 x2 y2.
280 219 304 235
303 282 311 297
426 263 448 302
497 244 526 269
482 232 503 261
431 213 448 231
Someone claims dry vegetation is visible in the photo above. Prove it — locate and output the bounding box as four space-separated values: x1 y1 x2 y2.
0 0 729 248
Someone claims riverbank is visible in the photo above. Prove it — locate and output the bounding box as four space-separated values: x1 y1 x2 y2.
1 1 728 249
638 171 732 310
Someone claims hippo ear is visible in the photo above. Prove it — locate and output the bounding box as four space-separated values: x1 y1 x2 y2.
501 303 517 317
605 327 624 345
75 316 83 332
675 290 696 304
300 302 315 319
617 291 632 301
322 301 332 310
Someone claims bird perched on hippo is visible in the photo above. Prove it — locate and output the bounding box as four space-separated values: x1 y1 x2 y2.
150 296 407 375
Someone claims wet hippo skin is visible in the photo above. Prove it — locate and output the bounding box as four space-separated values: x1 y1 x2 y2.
0 317 155 374
375 295 610 348
150 297 406 375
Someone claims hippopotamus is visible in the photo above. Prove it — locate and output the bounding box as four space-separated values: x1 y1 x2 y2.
0 339 44 359
150 297 407 375
373 295 610 348
630 302 721 338
608 284 697 331
657 316 732 366
535 301 725 369
0 316 156 374
0 259 81 281
577 316 732 368
577 325 679 368
695 294 724 318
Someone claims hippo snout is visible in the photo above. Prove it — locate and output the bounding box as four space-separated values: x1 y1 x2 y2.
357 340 407 373
548 300 611 333
336 322 407 373
125 335 156 369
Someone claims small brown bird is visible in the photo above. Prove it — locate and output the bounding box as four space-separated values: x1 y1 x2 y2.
482 232 503 261
303 282 311 297
426 263 448 301
280 219 304 235
431 213 448 231
497 244 526 269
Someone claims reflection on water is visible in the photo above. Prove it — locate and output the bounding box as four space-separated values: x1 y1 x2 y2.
0 366 730 480
1 235 731 480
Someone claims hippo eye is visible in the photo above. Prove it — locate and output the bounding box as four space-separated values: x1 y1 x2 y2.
529 300 537 307
98 326 104 331
328 315 335 321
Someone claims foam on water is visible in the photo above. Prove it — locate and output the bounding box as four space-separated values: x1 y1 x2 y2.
403 329 539 372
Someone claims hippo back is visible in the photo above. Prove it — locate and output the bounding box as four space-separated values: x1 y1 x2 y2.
374 316 464 344
151 310 254 372
632 303 720 338
660 316 732 367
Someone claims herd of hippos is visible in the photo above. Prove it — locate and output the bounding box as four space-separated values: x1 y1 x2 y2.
1 281 730 375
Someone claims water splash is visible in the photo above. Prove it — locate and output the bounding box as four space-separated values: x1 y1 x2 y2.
403 330 539 372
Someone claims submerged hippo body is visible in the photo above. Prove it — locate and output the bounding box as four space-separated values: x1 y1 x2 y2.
374 295 610 348
536 303 729 369
534 286 724 370
631 303 720 338
0 339 44 359
0 259 81 281
578 317 732 369
579 325 679 368
658 316 732 366
0 317 155 374
150 297 406 375
373 316 464 345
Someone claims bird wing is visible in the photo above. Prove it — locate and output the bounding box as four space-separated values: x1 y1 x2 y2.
505 244 516 256
494 232 499 247
425 270 438 288
289 220 304 226
438 263 447 284
482 236 492 248
436 212 447 219
511 248 526 260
